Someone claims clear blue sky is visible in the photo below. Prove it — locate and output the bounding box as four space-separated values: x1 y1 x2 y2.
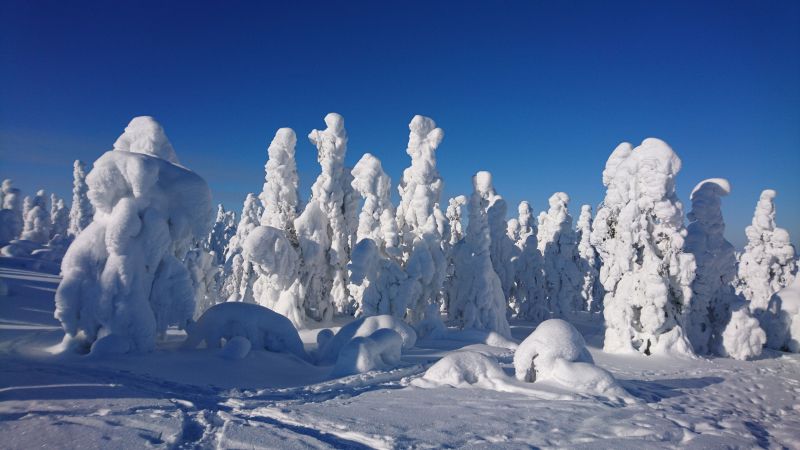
1 0 798 248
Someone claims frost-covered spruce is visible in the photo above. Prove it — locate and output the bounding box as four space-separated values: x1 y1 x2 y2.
185 246 220 319
222 193 262 302
590 139 695 356
348 153 411 318
206 204 236 265
395 115 448 324
68 160 93 237
0 179 24 243
684 179 763 359
299 113 354 318
448 171 511 337
513 201 548 322
480 180 517 304
54 116 212 354
21 190 51 244
576 205 602 312
442 195 468 313
737 189 797 311
245 128 306 327
49 194 69 240
537 192 583 318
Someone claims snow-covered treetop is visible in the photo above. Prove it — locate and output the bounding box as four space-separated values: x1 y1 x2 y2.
260 128 299 231
351 153 394 245
688 178 731 241
113 116 179 164
537 192 572 252
446 195 468 246
309 113 347 201
397 115 445 239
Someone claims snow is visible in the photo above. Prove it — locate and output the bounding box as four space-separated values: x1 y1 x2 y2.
2 259 800 448
184 302 309 362
317 314 417 364
722 307 767 360
411 350 510 389
762 275 800 352
68 160 94 237
537 192 583 317
331 328 403 377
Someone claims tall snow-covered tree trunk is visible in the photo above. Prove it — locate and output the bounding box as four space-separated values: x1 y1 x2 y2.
576 205 602 312
590 139 696 356
206 204 236 265
395 115 448 326
685 178 764 359
513 201 548 322
537 192 583 318
222 193 262 302
68 160 93 237
442 195 467 314
448 171 511 337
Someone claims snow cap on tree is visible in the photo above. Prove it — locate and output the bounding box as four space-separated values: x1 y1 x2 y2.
113 116 179 164
260 128 299 233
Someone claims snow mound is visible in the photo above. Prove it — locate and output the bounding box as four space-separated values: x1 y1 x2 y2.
427 328 518 350
318 315 417 364
722 307 766 360
220 336 253 360
183 302 309 362
331 328 403 377
513 320 628 398
412 351 508 389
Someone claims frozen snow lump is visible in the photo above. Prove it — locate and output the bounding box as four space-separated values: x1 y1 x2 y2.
412 351 508 389
317 315 417 364
331 328 403 377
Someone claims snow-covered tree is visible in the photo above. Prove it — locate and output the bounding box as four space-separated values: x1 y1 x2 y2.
222 193 262 302
206 204 236 265
513 201 548 322
685 179 764 359
348 153 410 318
737 189 797 311
395 115 448 325
0 179 24 243
50 194 69 240
537 192 583 318
185 247 220 319
483 183 517 303
68 160 93 237
576 205 602 312
591 139 695 356
448 171 511 337
245 128 306 327
55 116 212 354
298 113 354 318
21 190 51 244
442 195 468 313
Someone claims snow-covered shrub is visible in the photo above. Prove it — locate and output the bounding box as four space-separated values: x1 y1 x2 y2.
348 153 411 318
221 193 262 301
183 302 309 362
54 116 212 354
317 314 417 364
206 204 236 265
514 319 628 398
68 160 93 237
448 171 511 337
0 179 23 243
185 247 220 319
512 201 548 322
49 194 69 240
721 307 766 360
243 226 305 328
331 328 403 377
411 350 509 389
537 192 583 317
684 178 763 359
737 189 797 311
576 205 602 312
20 190 51 244
395 115 448 325
590 139 695 356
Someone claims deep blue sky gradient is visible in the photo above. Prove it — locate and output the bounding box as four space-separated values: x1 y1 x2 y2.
1 0 798 248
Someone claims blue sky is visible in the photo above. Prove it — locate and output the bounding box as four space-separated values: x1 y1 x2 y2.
1 0 798 248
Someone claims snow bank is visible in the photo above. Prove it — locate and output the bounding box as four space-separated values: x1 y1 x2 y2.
318 315 417 364
54 117 212 354
183 302 309 362
331 328 403 377
514 319 628 398
411 351 509 389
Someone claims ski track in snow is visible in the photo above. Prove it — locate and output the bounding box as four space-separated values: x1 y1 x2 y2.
2 259 800 449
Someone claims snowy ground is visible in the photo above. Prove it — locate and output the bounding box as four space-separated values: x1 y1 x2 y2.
1 257 799 449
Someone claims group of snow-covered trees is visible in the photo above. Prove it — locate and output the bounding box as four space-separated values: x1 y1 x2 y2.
0 160 95 254
6 113 797 360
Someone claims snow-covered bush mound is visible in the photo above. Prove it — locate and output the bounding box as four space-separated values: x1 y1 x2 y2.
183 302 309 362
317 315 417 364
761 276 800 353
721 307 767 360
513 319 628 398
331 328 403 377
411 351 509 389
54 116 212 354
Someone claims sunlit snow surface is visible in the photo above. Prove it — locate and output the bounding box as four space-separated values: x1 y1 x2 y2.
1 257 799 449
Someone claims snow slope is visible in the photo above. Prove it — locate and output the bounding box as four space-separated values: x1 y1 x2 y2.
1 257 799 448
